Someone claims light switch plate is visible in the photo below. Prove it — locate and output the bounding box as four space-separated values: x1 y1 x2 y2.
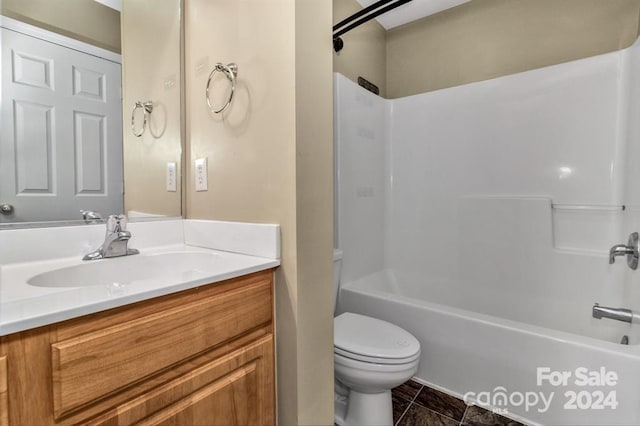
166 162 177 192
195 158 208 191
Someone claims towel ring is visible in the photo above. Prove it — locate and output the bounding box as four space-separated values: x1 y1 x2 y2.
206 63 238 114
131 101 153 137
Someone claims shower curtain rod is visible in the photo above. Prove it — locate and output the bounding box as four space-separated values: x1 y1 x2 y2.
333 0 413 52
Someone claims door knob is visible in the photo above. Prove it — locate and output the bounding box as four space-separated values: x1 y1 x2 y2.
0 204 14 215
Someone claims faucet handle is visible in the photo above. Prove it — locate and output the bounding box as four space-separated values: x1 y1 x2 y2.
117 215 128 231
80 210 103 223
106 214 127 232
609 232 640 270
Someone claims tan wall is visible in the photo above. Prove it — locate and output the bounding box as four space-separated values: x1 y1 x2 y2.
185 0 333 424
1 0 121 53
121 0 182 218
387 0 640 98
295 1 335 423
333 0 387 96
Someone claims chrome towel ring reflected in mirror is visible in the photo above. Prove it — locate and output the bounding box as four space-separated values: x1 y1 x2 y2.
131 101 153 137
206 62 238 114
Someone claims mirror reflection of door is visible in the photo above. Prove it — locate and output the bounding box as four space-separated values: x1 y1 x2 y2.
1 0 183 226
0 25 123 222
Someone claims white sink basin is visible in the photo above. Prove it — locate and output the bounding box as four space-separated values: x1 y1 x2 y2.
27 252 221 287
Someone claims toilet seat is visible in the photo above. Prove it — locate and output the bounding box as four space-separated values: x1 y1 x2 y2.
335 346 420 365
334 313 420 365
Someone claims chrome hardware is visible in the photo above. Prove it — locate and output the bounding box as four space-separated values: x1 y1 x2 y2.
592 303 640 324
206 62 237 114
80 209 103 224
131 101 153 137
0 204 14 215
83 214 139 261
609 232 639 270
332 0 412 52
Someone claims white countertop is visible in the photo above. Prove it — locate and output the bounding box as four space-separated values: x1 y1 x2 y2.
0 220 280 336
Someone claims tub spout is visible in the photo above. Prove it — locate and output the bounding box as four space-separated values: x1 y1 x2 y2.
592 303 640 324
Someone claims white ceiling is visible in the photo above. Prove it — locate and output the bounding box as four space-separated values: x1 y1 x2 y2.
93 0 465 28
355 0 470 29
96 0 464 28
94 0 121 12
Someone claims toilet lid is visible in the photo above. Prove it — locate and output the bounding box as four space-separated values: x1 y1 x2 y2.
334 313 420 362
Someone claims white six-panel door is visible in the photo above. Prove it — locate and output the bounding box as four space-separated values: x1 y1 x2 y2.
0 27 123 222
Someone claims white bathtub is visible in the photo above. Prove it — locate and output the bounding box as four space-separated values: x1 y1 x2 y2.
337 270 640 425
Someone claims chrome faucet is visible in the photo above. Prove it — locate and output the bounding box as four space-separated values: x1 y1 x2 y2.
83 214 139 261
609 232 639 270
592 303 640 324
610 244 636 264
80 209 103 224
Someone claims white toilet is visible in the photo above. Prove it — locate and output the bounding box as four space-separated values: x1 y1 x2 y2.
333 249 421 426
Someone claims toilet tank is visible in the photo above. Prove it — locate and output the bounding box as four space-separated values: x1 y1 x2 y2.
333 248 343 313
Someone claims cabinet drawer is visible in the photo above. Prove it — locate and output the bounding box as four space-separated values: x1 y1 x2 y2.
51 275 272 418
85 335 274 426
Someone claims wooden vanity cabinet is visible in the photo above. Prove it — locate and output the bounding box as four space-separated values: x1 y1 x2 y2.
0 269 275 426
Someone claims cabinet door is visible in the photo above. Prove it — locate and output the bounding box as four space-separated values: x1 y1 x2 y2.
0 356 7 426
87 336 274 426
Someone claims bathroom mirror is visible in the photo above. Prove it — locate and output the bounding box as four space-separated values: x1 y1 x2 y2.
0 0 183 226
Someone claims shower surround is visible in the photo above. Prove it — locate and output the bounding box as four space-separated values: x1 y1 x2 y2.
334 37 640 425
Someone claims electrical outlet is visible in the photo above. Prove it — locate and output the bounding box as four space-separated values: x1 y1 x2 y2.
166 162 177 192
195 158 208 191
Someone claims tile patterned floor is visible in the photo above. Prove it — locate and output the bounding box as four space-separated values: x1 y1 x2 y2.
392 380 526 426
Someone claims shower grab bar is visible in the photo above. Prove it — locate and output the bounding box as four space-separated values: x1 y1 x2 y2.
332 0 413 52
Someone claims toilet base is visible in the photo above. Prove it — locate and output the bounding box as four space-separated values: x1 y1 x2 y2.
334 388 393 426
